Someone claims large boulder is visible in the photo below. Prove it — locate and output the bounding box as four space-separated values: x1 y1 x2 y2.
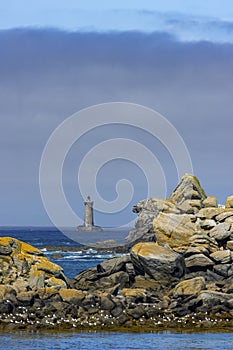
209 223 231 242
173 277 206 297
96 271 130 290
169 174 207 204
130 242 185 282
59 288 84 304
203 196 218 208
197 291 233 308
73 255 133 291
152 213 196 251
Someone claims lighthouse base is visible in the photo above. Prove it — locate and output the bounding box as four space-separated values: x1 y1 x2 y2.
76 225 103 232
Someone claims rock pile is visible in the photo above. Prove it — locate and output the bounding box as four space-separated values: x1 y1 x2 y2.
2 174 233 331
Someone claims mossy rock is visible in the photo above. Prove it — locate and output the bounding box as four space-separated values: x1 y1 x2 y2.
36 260 63 275
46 276 67 289
59 288 85 304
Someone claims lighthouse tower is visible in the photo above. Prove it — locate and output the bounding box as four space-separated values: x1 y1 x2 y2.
77 196 103 232
84 196 94 227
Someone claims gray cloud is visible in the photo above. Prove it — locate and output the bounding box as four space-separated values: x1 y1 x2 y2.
0 29 233 226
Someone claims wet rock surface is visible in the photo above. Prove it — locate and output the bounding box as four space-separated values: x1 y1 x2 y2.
3 174 233 331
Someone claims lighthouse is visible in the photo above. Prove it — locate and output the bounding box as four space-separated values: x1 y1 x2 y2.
77 196 103 232
84 196 94 227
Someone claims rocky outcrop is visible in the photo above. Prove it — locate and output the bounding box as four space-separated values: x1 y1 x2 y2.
126 174 207 245
3 174 233 331
0 237 68 288
130 242 185 282
120 174 233 329
170 174 206 203
127 174 233 256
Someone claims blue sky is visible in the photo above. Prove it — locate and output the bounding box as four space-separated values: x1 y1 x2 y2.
0 1 233 227
1 1 233 42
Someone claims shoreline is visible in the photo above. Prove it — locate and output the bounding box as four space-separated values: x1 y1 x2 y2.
1 312 233 333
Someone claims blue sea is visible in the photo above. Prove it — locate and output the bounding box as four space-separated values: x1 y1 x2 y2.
1 227 233 350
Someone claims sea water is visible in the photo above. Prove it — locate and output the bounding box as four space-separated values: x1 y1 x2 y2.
1 330 233 350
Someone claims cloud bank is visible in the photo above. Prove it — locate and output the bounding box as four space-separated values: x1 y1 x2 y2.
0 29 233 226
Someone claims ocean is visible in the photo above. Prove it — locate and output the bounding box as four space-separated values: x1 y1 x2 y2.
0 227 124 279
1 227 233 350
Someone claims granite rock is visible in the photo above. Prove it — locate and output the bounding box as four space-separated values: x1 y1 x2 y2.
209 223 231 242
152 213 196 250
130 242 185 282
185 254 214 271
210 250 231 264
169 174 206 204
226 196 233 209
173 277 206 297
203 196 218 208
